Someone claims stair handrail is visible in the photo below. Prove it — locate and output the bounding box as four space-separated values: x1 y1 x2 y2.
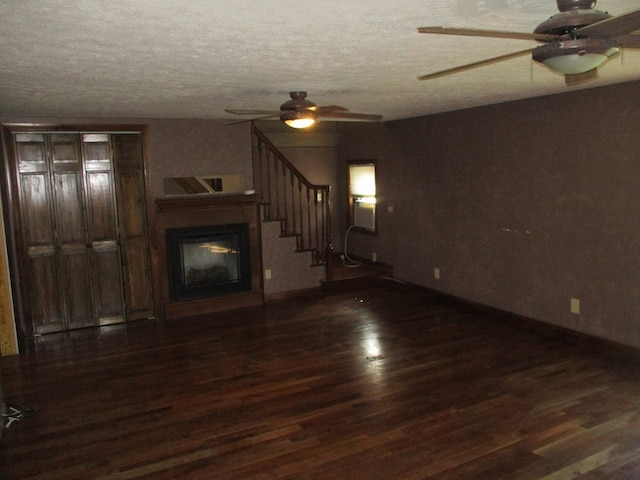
251 123 332 266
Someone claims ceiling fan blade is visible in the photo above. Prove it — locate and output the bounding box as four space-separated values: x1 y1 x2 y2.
226 114 280 125
226 118 253 125
617 34 640 49
418 48 533 80
224 109 280 115
575 9 640 38
226 93 380 125
312 105 350 114
418 26 559 42
564 68 598 87
318 111 383 122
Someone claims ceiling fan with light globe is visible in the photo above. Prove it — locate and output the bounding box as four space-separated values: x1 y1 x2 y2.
417 0 640 86
225 91 383 129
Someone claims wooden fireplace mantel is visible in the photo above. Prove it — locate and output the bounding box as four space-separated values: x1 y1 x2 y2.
154 193 263 319
155 193 258 212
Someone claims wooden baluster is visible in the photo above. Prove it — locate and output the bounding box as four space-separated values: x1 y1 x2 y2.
280 162 287 234
273 152 278 221
260 140 269 218
309 188 320 255
298 179 305 250
306 186 312 252
263 144 270 218
289 169 295 238
325 186 332 265
251 128 261 202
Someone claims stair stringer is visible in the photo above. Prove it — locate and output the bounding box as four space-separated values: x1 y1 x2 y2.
260 217 325 297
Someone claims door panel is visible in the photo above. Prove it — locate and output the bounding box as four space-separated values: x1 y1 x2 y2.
15 134 66 333
51 134 85 244
54 173 85 242
82 135 111 170
92 241 124 324
15 133 46 173
51 134 96 329
113 134 154 320
85 171 118 241
83 135 124 325
29 249 64 333
122 243 153 318
60 244 95 329
116 170 146 237
20 174 55 246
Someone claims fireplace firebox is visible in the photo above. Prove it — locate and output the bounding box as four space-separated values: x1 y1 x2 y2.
166 223 251 300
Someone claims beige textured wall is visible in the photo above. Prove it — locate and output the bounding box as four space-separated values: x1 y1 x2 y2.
339 80 640 349
144 119 253 197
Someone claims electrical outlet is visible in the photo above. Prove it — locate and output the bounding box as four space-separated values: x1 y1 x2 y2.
570 298 580 314
265 269 272 280
372 252 377 262
434 267 440 280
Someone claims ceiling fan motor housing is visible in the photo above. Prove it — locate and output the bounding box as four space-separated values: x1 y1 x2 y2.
534 8 612 37
279 91 316 111
557 0 596 12
279 91 318 127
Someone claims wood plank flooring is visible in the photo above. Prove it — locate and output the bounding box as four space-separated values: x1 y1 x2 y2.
2 279 640 479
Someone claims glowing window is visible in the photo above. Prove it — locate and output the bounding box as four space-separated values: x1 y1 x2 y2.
348 161 376 233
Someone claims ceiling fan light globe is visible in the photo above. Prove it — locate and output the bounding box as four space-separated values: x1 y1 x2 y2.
532 39 619 75
280 110 317 129
284 118 316 129
543 52 607 74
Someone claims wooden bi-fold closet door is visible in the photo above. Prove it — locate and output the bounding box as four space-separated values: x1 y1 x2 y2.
8 130 153 335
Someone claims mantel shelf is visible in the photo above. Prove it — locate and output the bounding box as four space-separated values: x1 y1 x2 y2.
155 193 258 212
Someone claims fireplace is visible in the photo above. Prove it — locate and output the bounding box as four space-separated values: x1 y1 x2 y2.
166 223 251 301
154 194 263 319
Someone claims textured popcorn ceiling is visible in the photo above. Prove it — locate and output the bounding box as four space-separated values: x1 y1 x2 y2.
0 0 638 122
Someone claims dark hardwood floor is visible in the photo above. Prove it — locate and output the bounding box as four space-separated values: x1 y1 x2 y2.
2 279 640 479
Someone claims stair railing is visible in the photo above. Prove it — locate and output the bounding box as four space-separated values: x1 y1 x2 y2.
251 123 332 266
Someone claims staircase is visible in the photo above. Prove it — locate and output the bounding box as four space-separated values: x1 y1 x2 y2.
251 124 333 270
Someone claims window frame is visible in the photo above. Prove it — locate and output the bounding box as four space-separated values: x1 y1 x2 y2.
347 159 377 235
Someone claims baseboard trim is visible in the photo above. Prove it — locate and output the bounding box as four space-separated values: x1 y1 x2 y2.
387 277 640 360
264 286 324 303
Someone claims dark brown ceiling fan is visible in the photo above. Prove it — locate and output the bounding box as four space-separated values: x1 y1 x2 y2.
418 0 640 86
225 91 383 129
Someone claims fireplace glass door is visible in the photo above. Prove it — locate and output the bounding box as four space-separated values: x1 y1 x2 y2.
167 223 251 300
